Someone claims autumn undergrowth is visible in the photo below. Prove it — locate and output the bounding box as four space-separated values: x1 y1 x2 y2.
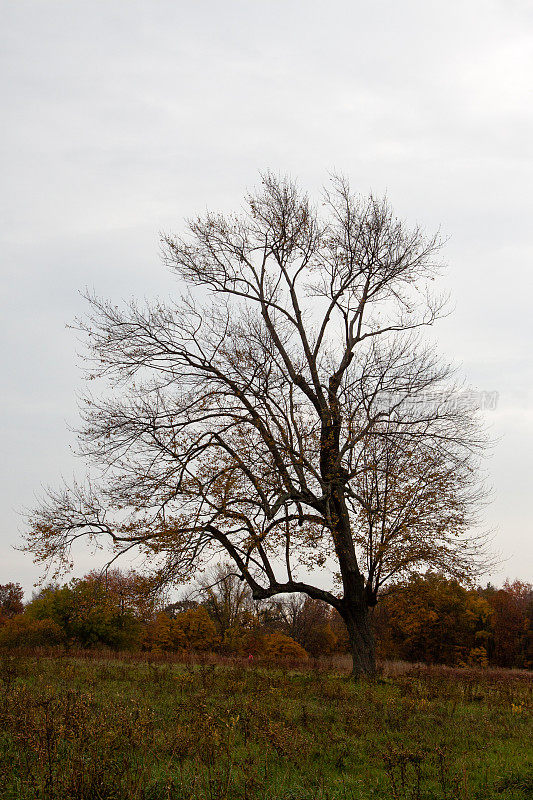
0 653 531 799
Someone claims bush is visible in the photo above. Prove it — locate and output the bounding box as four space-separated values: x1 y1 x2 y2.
260 633 308 661
304 624 338 657
144 612 186 651
0 615 64 648
468 646 489 667
144 607 219 652
172 607 219 651
221 623 263 656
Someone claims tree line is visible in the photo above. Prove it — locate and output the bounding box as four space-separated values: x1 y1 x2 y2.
1 568 531 668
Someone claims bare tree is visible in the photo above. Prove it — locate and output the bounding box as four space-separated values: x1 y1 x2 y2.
197 563 254 637
275 594 335 655
25 174 488 677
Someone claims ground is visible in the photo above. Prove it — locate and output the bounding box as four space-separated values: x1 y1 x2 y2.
0 654 531 799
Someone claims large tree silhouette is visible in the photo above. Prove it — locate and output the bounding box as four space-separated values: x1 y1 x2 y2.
26 174 487 676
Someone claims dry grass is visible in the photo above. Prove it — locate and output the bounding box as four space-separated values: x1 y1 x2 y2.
0 652 531 799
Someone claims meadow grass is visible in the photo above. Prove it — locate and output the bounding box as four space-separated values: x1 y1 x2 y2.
0 653 531 799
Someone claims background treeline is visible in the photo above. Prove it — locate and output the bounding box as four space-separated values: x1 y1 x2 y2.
1 568 531 668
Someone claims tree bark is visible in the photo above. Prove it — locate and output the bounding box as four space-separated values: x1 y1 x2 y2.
342 603 376 679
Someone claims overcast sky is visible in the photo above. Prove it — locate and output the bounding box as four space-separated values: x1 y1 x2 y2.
1 0 532 596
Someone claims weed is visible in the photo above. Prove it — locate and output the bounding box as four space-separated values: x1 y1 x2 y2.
0 656 530 799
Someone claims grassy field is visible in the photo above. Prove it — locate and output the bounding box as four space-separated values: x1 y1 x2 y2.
0 654 531 800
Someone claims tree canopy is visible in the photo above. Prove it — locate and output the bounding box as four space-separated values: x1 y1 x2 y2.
25 174 488 675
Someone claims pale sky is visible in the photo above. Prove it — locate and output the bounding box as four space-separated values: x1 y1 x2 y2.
1 0 532 597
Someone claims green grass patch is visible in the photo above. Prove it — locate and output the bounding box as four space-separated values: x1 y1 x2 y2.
0 654 531 799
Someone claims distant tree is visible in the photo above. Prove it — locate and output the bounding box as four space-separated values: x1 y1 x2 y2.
277 595 337 656
378 572 492 664
144 612 185 652
0 615 64 649
25 174 488 677
261 632 308 662
25 584 76 640
25 570 155 649
328 607 351 653
199 563 254 638
0 583 24 621
164 599 199 617
172 607 218 651
482 580 533 668
220 615 263 655
82 569 163 624
144 602 219 653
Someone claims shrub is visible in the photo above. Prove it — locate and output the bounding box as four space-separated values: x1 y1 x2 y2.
0 615 64 648
144 612 186 651
172 607 219 651
261 633 308 661
144 608 218 652
468 646 489 667
304 624 338 657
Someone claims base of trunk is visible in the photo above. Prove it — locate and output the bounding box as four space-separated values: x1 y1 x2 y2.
343 605 376 679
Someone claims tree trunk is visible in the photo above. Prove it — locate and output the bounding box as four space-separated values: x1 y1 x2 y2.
342 603 376 679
